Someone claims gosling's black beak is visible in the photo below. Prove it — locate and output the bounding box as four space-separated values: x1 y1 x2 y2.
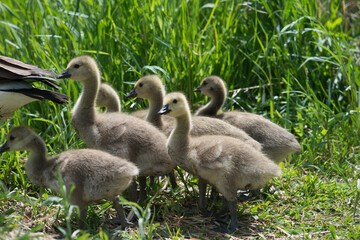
58 69 71 79
158 104 171 115
125 88 137 99
194 86 201 93
0 143 9 154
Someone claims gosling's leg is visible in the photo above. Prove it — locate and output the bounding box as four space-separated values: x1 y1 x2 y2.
218 197 229 216
138 176 147 203
149 176 156 187
168 170 178 189
127 180 138 202
228 200 239 232
113 196 129 230
210 186 220 206
78 208 87 229
198 179 209 216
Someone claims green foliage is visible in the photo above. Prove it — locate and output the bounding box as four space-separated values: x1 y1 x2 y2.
0 0 359 238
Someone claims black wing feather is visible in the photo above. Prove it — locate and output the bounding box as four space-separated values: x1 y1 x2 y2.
3 88 70 104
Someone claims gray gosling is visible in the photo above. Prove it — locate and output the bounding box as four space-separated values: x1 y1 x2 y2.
58 56 176 202
96 81 177 193
96 83 121 112
126 75 262 151
195 75 301 163
158 92 281 231
0 126 138 229
0 56 70 123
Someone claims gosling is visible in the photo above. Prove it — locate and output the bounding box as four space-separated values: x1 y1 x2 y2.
0 126 139 229
96 81 177 190
58 56 176 202
158 92 281 231
195 75 301 163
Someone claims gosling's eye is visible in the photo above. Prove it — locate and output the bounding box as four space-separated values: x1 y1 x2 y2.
74 64 80 69
173 99 177 104
139 83 143 87
9 135 15 141
210 87 214 91
203 81 207 86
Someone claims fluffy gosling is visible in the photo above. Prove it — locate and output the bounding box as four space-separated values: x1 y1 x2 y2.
195 75 301 163
0 126 138 229
58 56 176 202
158 92 281 231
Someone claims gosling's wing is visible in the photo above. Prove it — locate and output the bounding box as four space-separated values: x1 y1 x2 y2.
192 137 229 170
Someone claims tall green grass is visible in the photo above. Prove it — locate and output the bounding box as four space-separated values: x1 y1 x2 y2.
0 0 359 238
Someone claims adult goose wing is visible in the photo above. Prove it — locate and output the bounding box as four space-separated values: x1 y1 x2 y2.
0 56 70 123
0 56 61 89
3 86 70 104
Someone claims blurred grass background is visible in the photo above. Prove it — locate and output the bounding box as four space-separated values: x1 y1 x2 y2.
0 0 360 239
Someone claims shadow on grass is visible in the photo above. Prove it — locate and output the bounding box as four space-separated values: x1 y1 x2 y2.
120 212 266 239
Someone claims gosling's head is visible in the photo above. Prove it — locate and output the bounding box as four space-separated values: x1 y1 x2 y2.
96 83 121 110
158 92 190 118
126 75 165 100
58 55 99 82
0 126 37 153
194 76 226 97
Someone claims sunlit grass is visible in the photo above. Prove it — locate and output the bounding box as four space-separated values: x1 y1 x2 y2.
0 0 360 239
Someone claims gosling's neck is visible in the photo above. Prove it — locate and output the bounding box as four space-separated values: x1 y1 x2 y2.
25 135 47 175
107 97 121 112
168 112 191 152
146 93 164 129
71 72 100 125
196 88 226 116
